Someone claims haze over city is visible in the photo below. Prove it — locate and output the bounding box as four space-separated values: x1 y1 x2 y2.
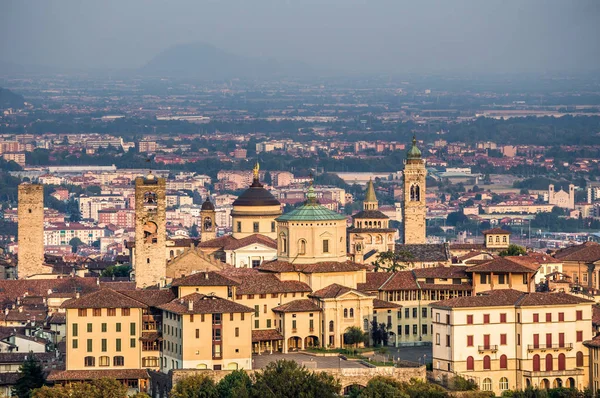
2 0 600 74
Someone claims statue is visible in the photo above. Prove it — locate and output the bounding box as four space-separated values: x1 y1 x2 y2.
253 161 260 180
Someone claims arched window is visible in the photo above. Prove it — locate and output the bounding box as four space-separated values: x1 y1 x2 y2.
499 377 509 391
113 356 124 366
329 321 334 333
558 354 566 371
503 236 507 243
84 356 95 367
349 308 354 318
488 236 493 243
280 233 287 254
410 185 415 201
533 354 540 371
99 356 110 367
169 250 174 258
466 356 474 371
545 354 553 371
576 351 584 367
500 355 507 369
482 378 492 391
496 236 500 243
483 355 491 370
343 309 348 318
415 185 420 201
298 239 306 255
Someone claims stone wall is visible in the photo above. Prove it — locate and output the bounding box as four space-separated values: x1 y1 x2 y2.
17 183 45 278
149 365 426 397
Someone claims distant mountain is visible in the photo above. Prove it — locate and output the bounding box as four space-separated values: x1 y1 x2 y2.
139 42 313 79
0 87 25 110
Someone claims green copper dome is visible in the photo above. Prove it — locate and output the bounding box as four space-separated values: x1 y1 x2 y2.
407 136 422 159
276 183 346 222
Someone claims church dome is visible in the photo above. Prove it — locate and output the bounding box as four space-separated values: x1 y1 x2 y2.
201 197 215 211
232 178 280 207
407 136 422 160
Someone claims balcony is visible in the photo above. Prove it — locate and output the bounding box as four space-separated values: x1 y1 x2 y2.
522 368 584 378
478 345 498 353
527 343 573 352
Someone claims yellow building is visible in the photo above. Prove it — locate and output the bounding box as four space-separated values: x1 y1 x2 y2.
482 228 511 250
58 289 152 393
348 179 397 264
231 163 282 240
157 293 254 371
584 335 600 392
431 289 592 395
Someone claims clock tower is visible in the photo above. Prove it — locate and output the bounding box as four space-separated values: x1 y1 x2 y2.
200 196 217 242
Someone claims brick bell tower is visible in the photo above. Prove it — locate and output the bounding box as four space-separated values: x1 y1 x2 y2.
134 172 166 288
402 136 427 244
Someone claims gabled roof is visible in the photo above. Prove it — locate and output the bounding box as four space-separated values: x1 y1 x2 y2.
554 241 600 263
466 257 536 274
117 289 176 307
309 283 372 299
171 271 240 287
62 289 147 309
380 271 419 291
252 329 284 342
158 293 253 315
272 299 322 313
358 272 393 292
197 234 277 250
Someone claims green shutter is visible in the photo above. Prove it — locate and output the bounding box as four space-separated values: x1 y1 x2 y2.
130 322 136 336
87 339 92 352
72 323 78 337
116 338 121 352
116 323 121 332
101 339 107 352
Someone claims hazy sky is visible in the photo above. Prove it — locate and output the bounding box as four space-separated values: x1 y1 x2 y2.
1 0 599 74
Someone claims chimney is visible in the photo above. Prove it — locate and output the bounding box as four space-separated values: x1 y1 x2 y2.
204 272 209 280
96 278 100 286
188 300 193 312
75 292 80 299
18 307 23 313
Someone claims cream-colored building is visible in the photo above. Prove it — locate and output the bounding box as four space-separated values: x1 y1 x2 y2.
158 293 253 371
431 289 592 395
231 164 282 240
482 228 511 250
403 137 427 244
348 179 397 264
549 184 575 210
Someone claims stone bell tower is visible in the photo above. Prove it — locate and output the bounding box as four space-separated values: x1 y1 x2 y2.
17 183 45 279
134 172 166 288
402 136 427 244
200 196 216 242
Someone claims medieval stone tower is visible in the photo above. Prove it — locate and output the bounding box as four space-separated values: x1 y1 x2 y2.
402 136 427 244
17 183 45 279
134 173 166 288
200 196 216 242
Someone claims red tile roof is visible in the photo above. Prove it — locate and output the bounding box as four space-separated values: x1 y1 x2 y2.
272 299 322 313
157 293 253 315
358 272 393 292
197 234 277 250
413 266 468 279
258 260 367 274
117 289 176 307
466 257 535 274
584 334 600 348
373 299 402 309
432 289 592 309
482 228 511 235
235 273 311 295
252 329 284 342
171 272 240 287
47 369 149 381
62 289 148 309
379 271 419 291
310 283 371 299
554 241 600 262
